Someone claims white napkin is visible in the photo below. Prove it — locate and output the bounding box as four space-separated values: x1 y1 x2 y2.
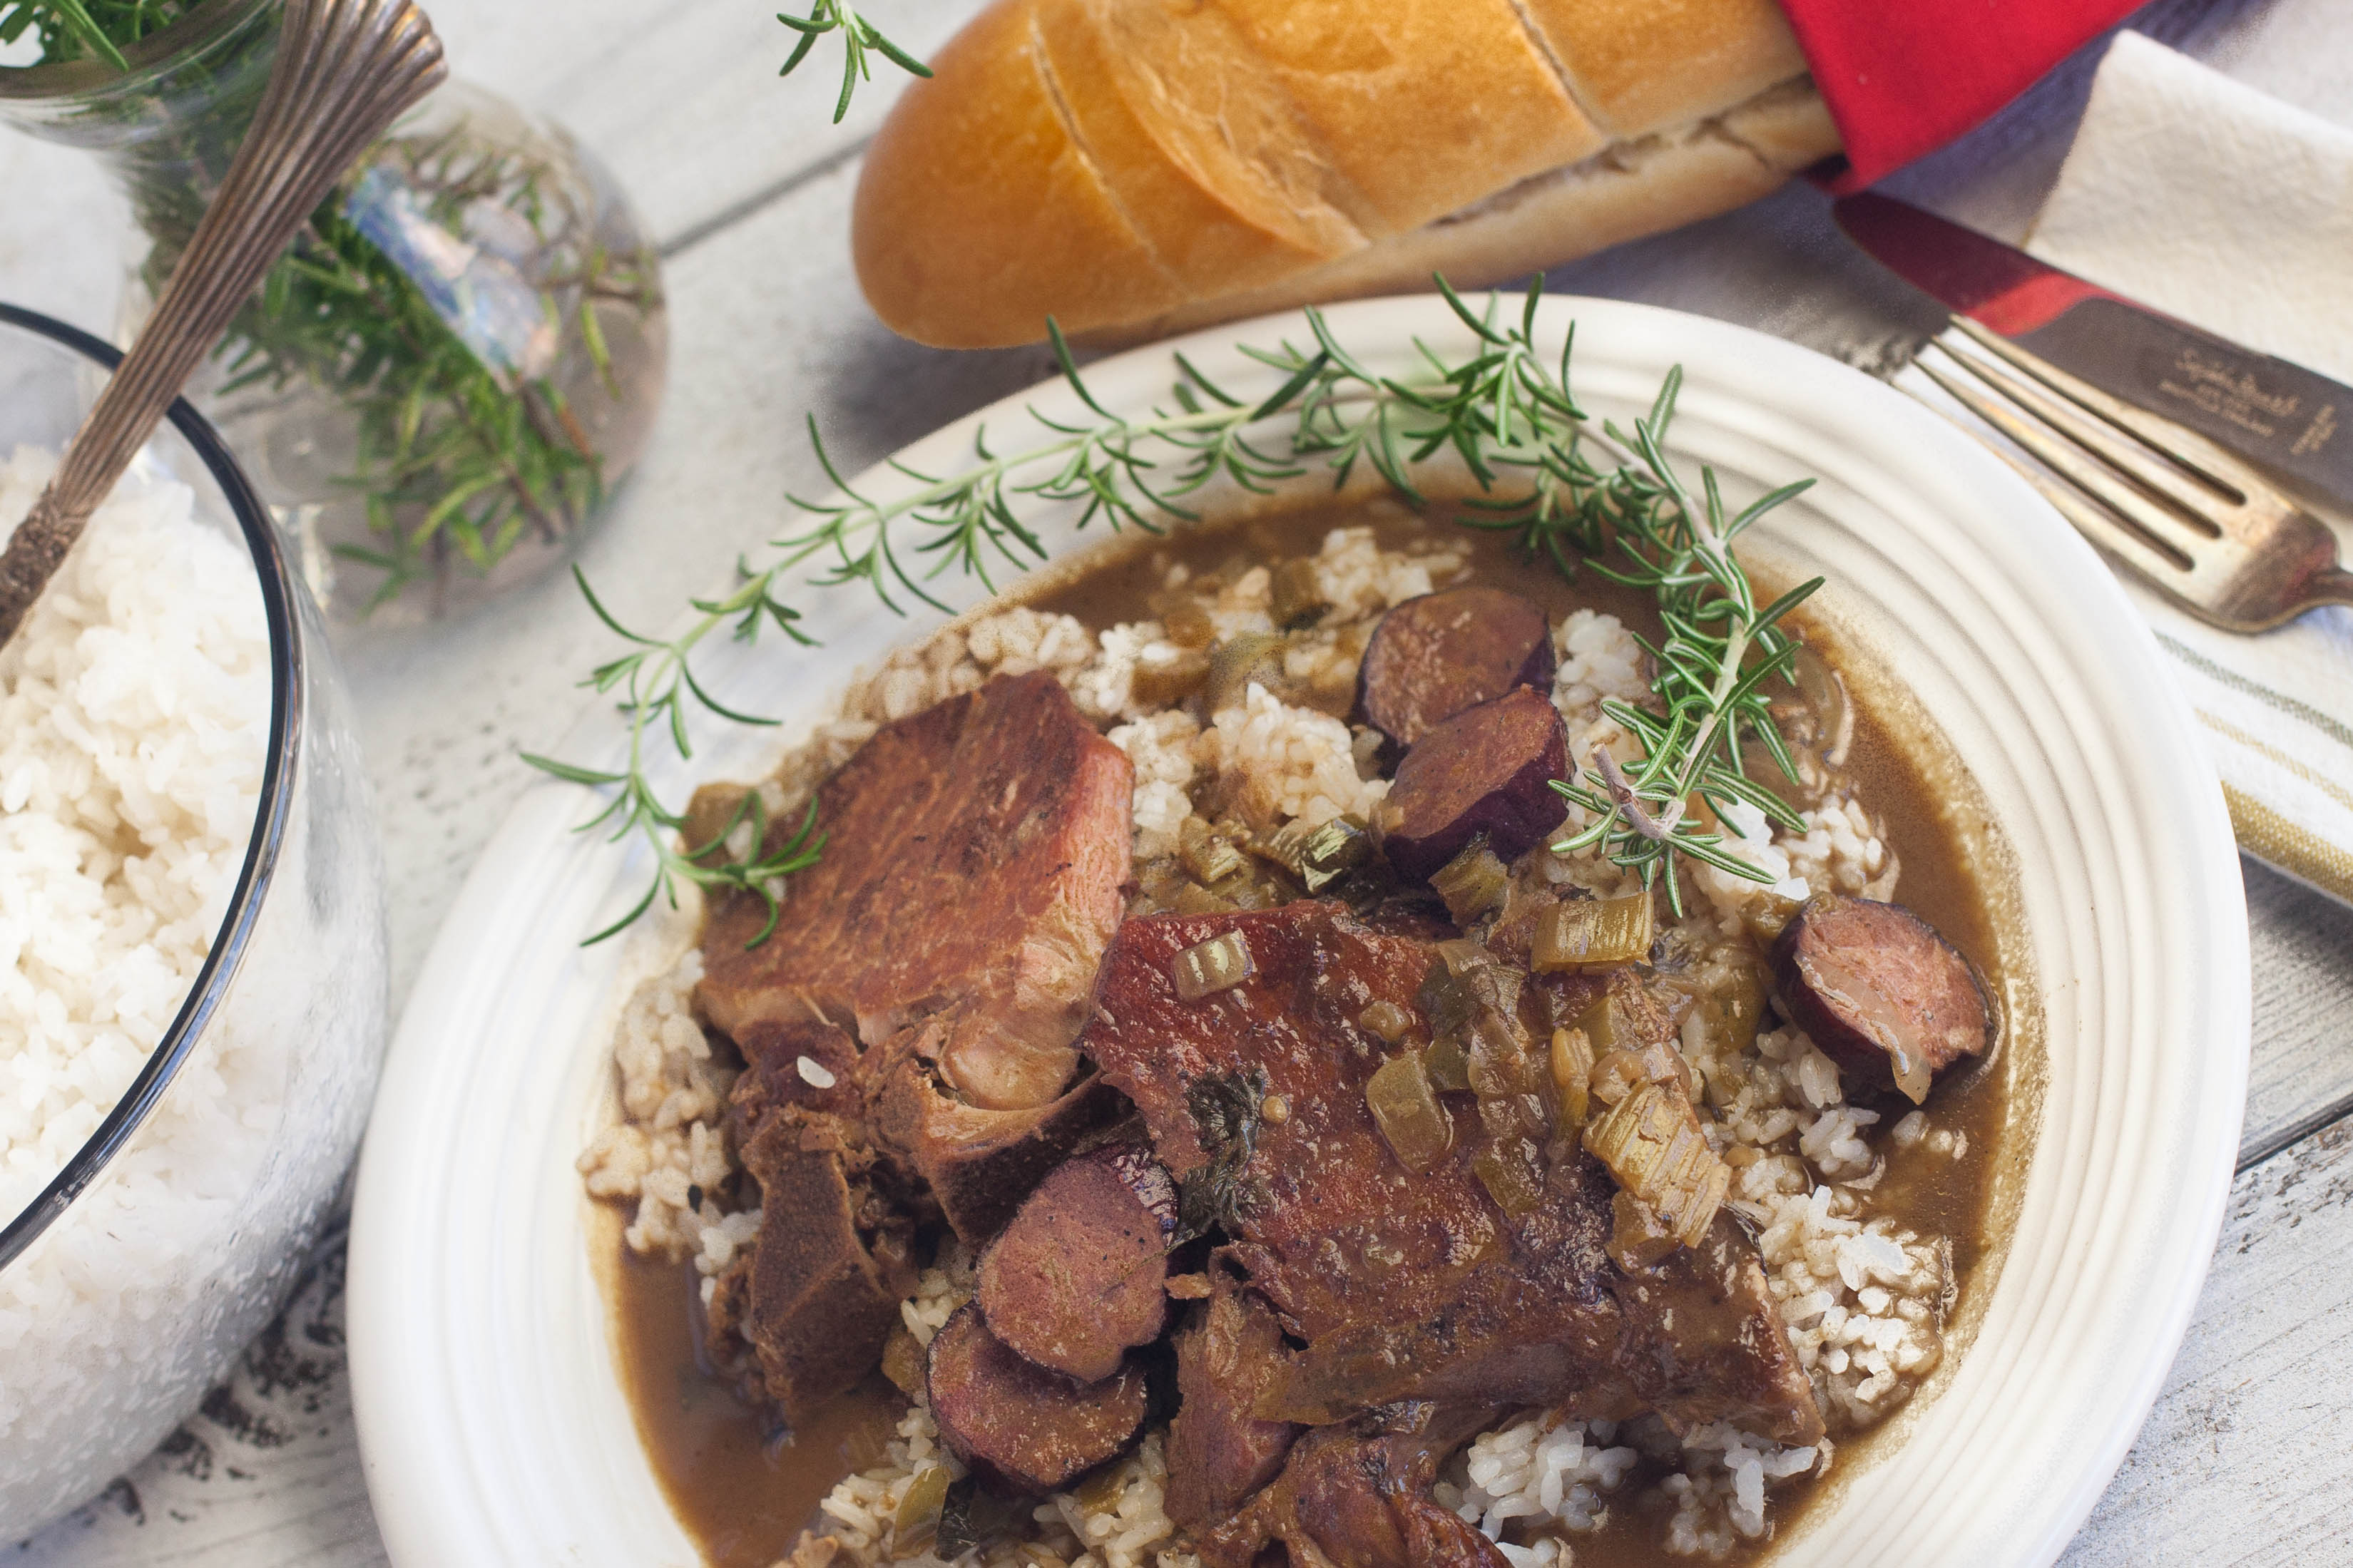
2020 32 2353 902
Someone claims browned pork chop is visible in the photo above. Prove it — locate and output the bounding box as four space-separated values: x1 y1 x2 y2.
1079 903 1822 1447
700 671 1133 1112
1165 1269 1306 1528
1197 1403 1511 1568
867 1042 1132 1244
713 1104 919 1427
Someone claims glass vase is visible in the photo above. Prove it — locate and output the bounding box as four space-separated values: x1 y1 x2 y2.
0 0 668 626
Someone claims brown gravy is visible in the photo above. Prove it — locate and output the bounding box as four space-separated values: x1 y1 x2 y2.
601 496 2030 1567
601 1212 902 1568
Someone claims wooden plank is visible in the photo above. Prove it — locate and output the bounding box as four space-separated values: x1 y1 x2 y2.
2239 860 2353 1166
2062 1118 2353 1565
435 0 991 247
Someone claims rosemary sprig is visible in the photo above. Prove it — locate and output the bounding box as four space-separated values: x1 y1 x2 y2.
12 2 665 610
211 202 601 607
776 0 930 123
0 0 193 69
521 569 823 946
537 279 1817 943
1543 364 1822 913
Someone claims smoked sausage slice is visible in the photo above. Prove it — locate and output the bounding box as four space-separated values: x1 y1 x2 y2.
1771 894 1994 1102
1380 687 1568 881
926 1301 1149 1495
1357 587 1556 749
977 1137 1178 1382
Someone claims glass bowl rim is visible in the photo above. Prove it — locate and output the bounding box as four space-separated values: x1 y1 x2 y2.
0 301 304 1272
0 0 272 102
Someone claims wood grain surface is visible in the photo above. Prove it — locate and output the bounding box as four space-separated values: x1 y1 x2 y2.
2 0 2349 1561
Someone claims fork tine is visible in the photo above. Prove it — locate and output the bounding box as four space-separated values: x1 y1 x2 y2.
1936 328 2242 527
1924 332 2224 544
1944 317 2263 505
1913 347 2207 560
1906 375 2200 589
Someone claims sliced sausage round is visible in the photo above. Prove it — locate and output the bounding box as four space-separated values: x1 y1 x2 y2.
926 1302 1150 1495
977 1138 1178 1383
1380 687 1569 881
1771 893 1995 1102
1357 587 1556 749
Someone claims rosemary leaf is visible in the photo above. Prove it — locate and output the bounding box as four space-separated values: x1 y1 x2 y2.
775 1 931 123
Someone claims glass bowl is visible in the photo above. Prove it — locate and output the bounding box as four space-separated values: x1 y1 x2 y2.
0 303 389 1534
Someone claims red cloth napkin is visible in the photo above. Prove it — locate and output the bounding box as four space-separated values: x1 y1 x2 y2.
1777 0 2147 190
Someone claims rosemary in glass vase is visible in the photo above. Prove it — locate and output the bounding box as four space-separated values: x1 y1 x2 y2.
0 0 669 624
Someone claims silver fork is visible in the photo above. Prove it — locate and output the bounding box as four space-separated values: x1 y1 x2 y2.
1909 317 2353 632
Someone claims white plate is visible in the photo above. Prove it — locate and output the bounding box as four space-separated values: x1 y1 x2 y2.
348 294 2250 1567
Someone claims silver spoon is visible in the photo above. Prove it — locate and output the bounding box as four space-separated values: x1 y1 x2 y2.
0 0 446 645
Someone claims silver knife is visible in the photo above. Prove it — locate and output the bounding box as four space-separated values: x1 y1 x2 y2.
1833 191 2353 512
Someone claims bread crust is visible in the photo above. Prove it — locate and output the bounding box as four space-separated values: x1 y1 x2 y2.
1128 83 1839 344
855 0 1840 349
852 0 1185 344
1171 0 1608 237
1521 0 1808 137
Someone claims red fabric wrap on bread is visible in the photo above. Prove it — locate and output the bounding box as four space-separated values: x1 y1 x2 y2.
1780 0 2144 190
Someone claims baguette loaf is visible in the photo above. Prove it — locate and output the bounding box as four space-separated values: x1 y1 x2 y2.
852 0 1843 349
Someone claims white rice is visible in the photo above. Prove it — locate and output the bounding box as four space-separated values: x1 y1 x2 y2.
1198 682 1389 833
1106 710 1202 862
0 446 272 1513
1445 1414 1643 1539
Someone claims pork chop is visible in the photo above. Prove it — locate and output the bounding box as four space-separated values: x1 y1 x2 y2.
700 671 1133 1111
1078 902 1822 1446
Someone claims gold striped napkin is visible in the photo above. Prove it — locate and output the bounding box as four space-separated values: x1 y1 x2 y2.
2021 33 2353 902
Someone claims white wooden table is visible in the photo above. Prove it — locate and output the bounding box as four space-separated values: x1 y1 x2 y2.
4 0 2352 1561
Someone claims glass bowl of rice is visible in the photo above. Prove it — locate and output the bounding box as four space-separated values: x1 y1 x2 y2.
0 303 388 1535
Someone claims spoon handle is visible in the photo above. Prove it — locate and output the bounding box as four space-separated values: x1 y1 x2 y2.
0 0 446 645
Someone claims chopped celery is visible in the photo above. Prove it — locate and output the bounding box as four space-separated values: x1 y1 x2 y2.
1532 892 1655 972
1173 931 1255 1002
1431 840 1510 923
1270 558 1332 629
1367 1051 1454 1174
1550 1026 1594 1131
1581 1082 1730 1252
